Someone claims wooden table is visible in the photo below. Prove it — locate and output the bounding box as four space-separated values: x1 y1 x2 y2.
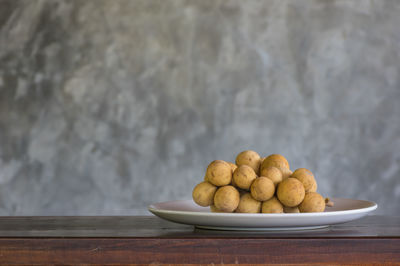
0 215 398 265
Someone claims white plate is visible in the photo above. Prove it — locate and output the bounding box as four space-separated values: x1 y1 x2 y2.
148 198 377 231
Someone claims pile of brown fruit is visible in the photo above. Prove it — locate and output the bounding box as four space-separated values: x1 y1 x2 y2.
192 150 329 213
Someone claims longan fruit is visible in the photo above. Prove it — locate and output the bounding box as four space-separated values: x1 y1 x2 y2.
214 185 240 212
260 166 282 186
278 167 293 180
261 154 290 172
229 180 247 194
235 150 261 175
291 168 317 192
206 160 232 186
299 192 325 213
210 205 224 213
283 206 300 213
231 175 237 187
228 162 238 173
233 165 257 190
229 162 238 187
261 196 283 213
210 205 218 212
250 176 275 201
192 182 217 207
277 178 305 207
210 204 234 213
236 193 262 213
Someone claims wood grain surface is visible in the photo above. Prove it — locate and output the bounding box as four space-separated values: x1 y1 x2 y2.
0 215 399 265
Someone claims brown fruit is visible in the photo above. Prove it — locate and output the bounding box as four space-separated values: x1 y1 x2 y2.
235 150 261 175
233 165 257 190
231 175 237 187
228 162 238 173
206 160 232 186
283 206 300 213
236 193 262 213
277 178 305 207
261 196 283 213
291 168 317 192
192 182 217 207
278 167 293 180
250 176 275 201
299 192 325 212
210 204 224 213
261 154 289 172
228 162 238 187
259 166 282 186
213 185 240 212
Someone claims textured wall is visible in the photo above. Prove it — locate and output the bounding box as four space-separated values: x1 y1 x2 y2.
0 0 399 215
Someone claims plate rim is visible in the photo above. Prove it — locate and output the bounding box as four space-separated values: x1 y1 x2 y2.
148 198 378 217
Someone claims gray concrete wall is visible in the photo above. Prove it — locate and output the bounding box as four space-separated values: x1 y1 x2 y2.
0 0 399 215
